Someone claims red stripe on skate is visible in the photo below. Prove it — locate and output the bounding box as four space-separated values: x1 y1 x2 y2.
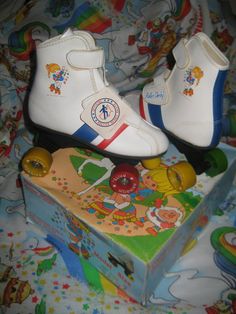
193 5 203 34
97 123 128 149
139 94 146 120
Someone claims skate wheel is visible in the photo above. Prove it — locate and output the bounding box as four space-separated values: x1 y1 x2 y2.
167 161 196 192
110 163 139 194
22 147 53 177
204 148 228 177
142 157 161 170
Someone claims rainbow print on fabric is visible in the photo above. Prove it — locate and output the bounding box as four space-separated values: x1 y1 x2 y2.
8 22 51 61
53 1 112 34
173 0 192 21
32 245 55 256
211 226 236 277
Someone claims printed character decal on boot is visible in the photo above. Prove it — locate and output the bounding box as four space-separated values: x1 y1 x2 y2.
46 63 69 95
183 66 204 96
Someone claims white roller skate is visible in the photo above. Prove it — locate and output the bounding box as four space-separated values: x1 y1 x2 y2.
140 32 229 148
23 29 199 194
27 28 168 159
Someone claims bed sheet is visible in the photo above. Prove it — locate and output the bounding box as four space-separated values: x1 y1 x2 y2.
0 0 236 313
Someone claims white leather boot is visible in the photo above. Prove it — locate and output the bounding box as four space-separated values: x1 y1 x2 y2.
28 28 168 159
140 32 229 148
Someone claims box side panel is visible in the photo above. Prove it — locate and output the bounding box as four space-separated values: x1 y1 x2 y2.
21 175 148 303
145 150 236 299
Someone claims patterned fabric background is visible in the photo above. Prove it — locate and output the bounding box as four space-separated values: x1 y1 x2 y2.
0 0 236 313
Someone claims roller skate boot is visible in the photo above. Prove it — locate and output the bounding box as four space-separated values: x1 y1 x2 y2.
139 32 229 175
26 28 168 160
22 28 170 194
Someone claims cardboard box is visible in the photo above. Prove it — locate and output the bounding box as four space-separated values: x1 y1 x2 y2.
21 143 236 304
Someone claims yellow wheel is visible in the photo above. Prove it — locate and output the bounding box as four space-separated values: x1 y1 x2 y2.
167 161 196 192
22 147 53 177
142 157 161 170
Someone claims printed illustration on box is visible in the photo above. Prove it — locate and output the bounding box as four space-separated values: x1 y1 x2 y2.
22 141 236 303
24 147 202 264
50 147 201 238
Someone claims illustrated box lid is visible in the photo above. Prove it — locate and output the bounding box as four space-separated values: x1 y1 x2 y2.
22 143 236 263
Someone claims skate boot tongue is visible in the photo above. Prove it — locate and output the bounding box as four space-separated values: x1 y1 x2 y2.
61 28 74 38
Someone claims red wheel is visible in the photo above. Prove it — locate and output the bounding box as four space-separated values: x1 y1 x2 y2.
109 163 139 194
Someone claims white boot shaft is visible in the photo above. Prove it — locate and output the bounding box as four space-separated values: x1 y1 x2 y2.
29 29 169 158
29 29 106 135
141 32 229 148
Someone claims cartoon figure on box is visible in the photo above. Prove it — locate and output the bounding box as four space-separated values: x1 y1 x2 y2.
65 211 92 259
142 196 185 236
92 193 138 225
89 161 185 234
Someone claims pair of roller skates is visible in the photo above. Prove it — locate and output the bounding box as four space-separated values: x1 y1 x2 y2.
22 28 229 194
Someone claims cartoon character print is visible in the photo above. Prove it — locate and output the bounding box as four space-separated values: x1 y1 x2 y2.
46 63 69 95
65 212 91 259
89 162 186 232
135 167 186 235
92 192 141 226
183 66 204 96
211 16 234 52
145 204 184 236
0 261 34 307
0 231 60 312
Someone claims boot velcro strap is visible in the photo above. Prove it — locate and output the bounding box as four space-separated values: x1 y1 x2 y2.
173 38 189 69
67 48 104 69
142 71 169 105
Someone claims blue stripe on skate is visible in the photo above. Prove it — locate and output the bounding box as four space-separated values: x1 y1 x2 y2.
211 69 227 146
147 69 227 148
73 123 98 143
148 103 165 130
